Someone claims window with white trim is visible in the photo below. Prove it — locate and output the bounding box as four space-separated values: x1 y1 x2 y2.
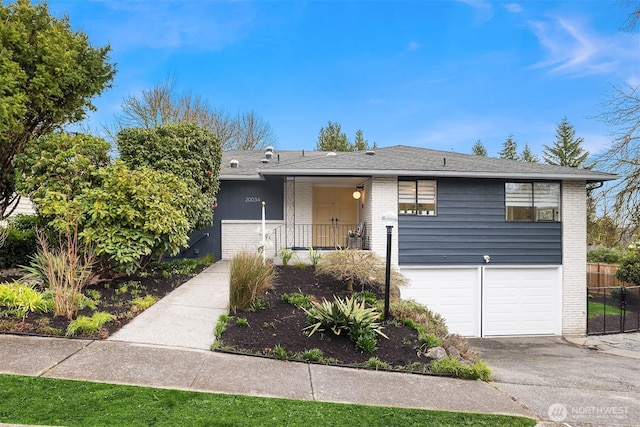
399 180 437 216
505 182 560 222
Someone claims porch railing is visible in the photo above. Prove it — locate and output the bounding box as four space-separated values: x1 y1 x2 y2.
271 223 369 254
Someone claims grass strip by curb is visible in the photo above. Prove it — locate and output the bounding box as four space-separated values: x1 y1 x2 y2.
0 374 535 427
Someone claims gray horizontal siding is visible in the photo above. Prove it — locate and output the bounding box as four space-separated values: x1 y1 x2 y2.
398 178 562 265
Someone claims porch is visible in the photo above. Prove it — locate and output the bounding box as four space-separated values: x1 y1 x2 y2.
271 222 370 253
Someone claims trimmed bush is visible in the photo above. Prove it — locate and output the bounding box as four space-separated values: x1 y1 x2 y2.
229 251 275 313
315 249 406 298
0 215 39 269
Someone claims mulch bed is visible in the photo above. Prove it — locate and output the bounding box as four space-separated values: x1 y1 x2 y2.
217 265 434 368
0 264 208 339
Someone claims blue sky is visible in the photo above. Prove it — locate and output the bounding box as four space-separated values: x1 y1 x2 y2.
47 0 639 158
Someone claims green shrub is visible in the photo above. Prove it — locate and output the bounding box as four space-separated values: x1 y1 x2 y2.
131 295 157 311
302 348 324 362
419 332 443 348
303 295 388 354
65 312 115 337
273 345 288 360
429 357 492 381
307 246 322 266
354 328 378 353
156 258 201 278
364 357 390 370
315 249 406 297
229 251 275 313
587 247 627 264
616 250 640 286
214 314 229 338
75 162 192 274
0 281 49 321
235 317 249 327
279 247 294 266
0 225 37 269
390 299 449 337
281 291 314 309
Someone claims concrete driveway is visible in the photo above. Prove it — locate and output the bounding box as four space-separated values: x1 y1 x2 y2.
469 336 640 426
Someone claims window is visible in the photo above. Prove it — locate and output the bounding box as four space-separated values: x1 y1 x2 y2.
399 180 437 215
505 182 560 222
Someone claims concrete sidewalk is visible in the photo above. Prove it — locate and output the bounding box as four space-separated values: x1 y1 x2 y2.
107 260 230 350
0 335 533 420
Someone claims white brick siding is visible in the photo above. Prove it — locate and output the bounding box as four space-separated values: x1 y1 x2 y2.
562 181 587 336
221 220 283 259
367 176 399 266
294 181 313 225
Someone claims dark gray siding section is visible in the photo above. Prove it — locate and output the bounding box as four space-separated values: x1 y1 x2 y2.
179 176 284 260
398 178 562 265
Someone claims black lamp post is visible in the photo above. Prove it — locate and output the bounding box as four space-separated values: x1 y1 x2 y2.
382 211 397 320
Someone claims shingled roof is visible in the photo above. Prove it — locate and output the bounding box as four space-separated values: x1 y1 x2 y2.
220 145 617 182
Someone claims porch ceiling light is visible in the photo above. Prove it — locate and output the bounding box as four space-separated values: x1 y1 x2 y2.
353 185 364 200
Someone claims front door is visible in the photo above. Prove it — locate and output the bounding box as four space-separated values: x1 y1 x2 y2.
312 187 358 248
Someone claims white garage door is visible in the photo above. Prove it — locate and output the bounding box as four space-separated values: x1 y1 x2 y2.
401 267 481 336
483 267 562 336
401 266 561 337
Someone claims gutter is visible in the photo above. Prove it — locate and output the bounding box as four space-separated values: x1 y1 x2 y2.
251 168 619 182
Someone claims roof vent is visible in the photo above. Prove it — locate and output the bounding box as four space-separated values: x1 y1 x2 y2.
265 151 273 159
326 152 337 157
266 146 274 153
365 150 376 155
261 158 270 164
230 159 239 168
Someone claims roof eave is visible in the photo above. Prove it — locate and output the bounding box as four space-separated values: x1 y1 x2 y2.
255 168 618 182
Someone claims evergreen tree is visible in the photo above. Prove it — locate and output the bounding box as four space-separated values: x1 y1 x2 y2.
316 122 373 151
316 121 351 151
499 134 519 160
543 117 589 168
353 129 371 151
520 144 539 163
471 139 488 156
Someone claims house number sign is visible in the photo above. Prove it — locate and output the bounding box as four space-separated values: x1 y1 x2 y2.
244 196 261 203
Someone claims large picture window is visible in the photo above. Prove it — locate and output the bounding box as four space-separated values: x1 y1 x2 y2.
505 182 560 222
399 180 437 216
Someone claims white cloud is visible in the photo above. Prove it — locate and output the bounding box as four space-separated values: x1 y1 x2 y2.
406 41 421 51
504 3 523 14
528 16 640 80
456 0 494 23
79 1 255 53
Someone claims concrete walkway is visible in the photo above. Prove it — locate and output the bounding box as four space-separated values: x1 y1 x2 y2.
108 260 230 350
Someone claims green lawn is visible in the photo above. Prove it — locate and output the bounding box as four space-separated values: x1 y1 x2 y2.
588 300 624 318
0 374 535 427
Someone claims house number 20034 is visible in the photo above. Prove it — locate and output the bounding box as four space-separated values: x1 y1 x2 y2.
245 197 261 203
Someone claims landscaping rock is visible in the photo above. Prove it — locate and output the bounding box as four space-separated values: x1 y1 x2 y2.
447 346 461 359
426 346 447 360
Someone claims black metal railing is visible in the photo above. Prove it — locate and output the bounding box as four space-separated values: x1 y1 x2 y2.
587 285 640 335
271 223 369 254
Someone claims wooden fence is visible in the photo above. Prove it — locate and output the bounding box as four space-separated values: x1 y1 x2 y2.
587 262 633 290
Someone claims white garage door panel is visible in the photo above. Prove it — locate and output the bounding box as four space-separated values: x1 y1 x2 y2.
401 268 480 337
483 267 561 336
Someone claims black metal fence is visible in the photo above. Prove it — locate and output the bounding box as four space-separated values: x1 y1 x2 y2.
271 223 370 254
587 285 640 335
